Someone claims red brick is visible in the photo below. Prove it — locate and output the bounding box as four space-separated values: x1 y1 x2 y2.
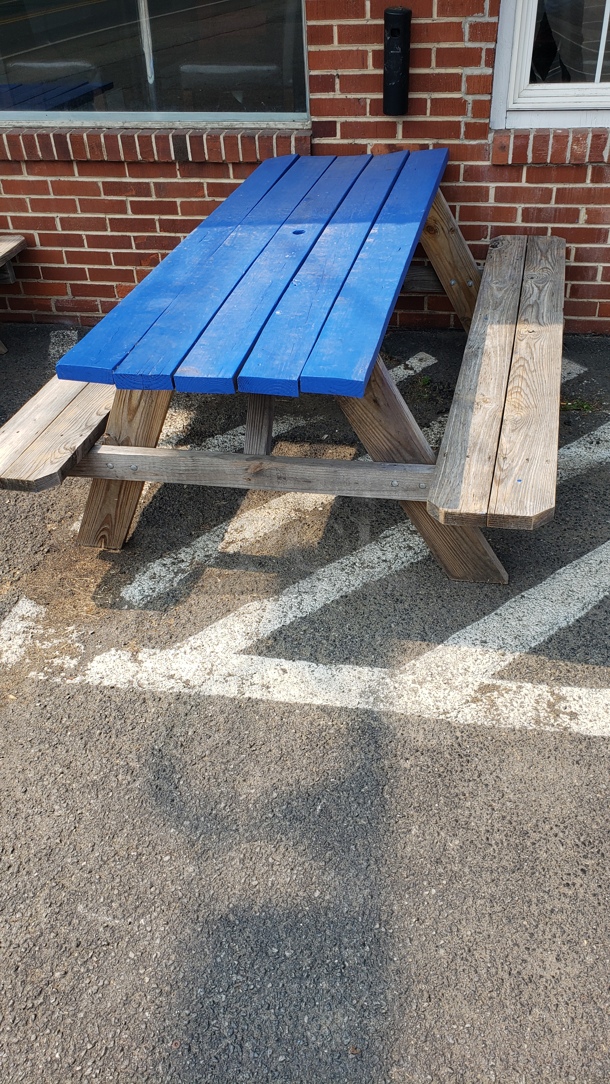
309 49 369 70
204 133 224 162
341 120 400 139
589 129 610 163
339 22 384 45
20 133 41 161
491 130 510 166
108 216 157 232
437 0 484 12
467 20 498 41
339 73 383 94
89 266 136 284
38 233 85 248
137 132 156 162
153 132 173 162
71 282 117 298
102 133 122 161
410 72 462 93
29 160 75 177
413 22 465 44
51 179 101 196
239 133 258 161
68 132 88 160
429 97 465 117
129 198 177 215
571 246 610 263
86 132 105 161
569 130 589 163
525 165 587 184
464 73 493 95
77 161 127 177
30 196 78 214
463 121 490 141
521 205 580 224
232 163 258 179
3 178 50 195
310 73 336 93
442 184 490 203
401 119 462 139
171 132 189 163
6 133 25 159
530 131 550 163
306 0 365 18
133 234 180 251
563 298 597 317
569 282 610 300
549 130 569 164
10 215 56 232
79 197 126 214
55 298 101 313
112 250 158 267
8 297 54 312
495 185 553 204
436 46 482 67
553 226 609 245
84 234 133 249
41 265 87 281
458 204 517 223
188 134 206 162
25 281 69 296
102 180 151 198
127 162 179 178
584 206 610 225
567 263 599 281
309 23 334 43
590 165 610 183
369 0 432 14
471 98 491 119
313 120 338 138
68 249 112 264
60 215 108 232
556 186 610 205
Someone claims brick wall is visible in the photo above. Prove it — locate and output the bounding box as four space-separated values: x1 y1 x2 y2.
0 128 311 325
1 0 610 332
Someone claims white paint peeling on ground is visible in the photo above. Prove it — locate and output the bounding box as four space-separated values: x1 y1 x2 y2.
78 534 610 736
0 598 45 667
561 357 587 383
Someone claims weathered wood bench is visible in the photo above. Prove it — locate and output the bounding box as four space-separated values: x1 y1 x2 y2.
0 153 566 584
0 234 27 353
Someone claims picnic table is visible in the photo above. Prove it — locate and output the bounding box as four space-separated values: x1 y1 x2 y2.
0 150 566 584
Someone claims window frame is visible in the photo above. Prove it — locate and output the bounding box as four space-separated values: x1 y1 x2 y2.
491 0 610 129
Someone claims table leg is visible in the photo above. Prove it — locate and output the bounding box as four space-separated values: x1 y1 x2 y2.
337 358 508 583
244 395 274 455
78 388 173 550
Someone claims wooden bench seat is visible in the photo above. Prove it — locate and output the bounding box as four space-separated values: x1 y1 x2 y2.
426 234 566 530
0 376 114 490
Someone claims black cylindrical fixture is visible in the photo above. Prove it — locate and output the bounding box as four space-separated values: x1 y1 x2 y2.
383 7 411 116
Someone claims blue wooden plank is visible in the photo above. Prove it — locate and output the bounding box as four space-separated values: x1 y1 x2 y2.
113 155 333 390
56 155 299 384
173 155 369 394
299 148 449 397
237 150 410 397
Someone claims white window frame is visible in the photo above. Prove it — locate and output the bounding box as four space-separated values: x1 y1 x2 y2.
491 0 610 129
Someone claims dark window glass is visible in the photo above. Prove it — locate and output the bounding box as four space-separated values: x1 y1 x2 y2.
0 0 307 113
531 0 610 83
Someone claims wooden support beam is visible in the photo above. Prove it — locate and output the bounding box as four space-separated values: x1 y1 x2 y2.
244 394 274 455
70 445 436 501
78 388 172 550
337 358 508 584
421 192 481 331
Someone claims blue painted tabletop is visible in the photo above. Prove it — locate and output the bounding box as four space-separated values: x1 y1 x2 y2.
57 148 448 399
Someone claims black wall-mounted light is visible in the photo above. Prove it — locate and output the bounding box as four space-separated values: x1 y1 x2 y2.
383 7 412 116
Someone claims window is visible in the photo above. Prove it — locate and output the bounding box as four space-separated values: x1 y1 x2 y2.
0 0 308 123
491 0 610 128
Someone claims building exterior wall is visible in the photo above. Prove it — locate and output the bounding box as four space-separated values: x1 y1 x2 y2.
1 0 610 332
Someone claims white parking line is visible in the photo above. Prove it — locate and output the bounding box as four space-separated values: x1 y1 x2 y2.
78 536 610 735
0 598 45 667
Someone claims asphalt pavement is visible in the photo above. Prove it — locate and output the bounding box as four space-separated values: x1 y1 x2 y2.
0 323 609 1083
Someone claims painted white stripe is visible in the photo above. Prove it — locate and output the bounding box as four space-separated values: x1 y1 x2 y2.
80 536 610 734
561 357 587 383
557 419 610 485
0 598 45 667
389 352 438 382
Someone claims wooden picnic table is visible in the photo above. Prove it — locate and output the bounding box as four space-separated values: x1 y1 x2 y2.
0 150 566 584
